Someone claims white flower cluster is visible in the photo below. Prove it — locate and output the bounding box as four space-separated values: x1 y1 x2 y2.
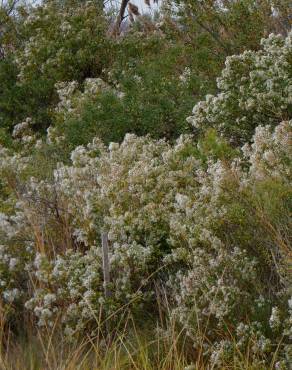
12 117 31 138
55 81 79 114
49 77 124 144
15 1 105 83
242 120 292 181
187 31 292 144
55 78 114 117
25 247 103 333
11 117 38 149
179 67 191 84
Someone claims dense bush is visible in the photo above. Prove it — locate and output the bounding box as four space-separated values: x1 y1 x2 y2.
4 0 289 147
49 34 214 149
187 31 292 145
0 117 291 365
0 2 291 367
0 0 110 135
166 0 291 53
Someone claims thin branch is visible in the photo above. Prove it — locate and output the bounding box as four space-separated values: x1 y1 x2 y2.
111 0 130 36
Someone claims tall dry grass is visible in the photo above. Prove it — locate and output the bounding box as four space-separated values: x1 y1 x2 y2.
0 290 282 370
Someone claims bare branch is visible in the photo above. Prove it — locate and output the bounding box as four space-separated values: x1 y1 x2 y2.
111 0 130 36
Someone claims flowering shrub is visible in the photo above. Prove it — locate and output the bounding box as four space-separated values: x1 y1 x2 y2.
0 1 110 134
49 46 202 148
51 78 127 150
1 117 290 366
52 134 200 301
187 31 292 145
16 2 108 84
0 14 291 362
25 247 104 336
167 120 291 366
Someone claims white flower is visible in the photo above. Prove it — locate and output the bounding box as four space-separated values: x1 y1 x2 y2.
269 307 281 329
175 193 189 208
43 293 56 307
109 142 119 151
179 67 191 84
9 258 19 271
3 288 20 303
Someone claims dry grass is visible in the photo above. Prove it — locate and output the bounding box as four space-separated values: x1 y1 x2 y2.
0 307 279 370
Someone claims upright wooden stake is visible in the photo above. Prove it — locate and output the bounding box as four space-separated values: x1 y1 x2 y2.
101 231 111 340
101 232 111 298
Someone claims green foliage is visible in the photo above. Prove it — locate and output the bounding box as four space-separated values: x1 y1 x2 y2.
0 1 291 367
0 1 110 133
197 128 239 162
50 29 222 151
188 32 292 145
167 0 291 54
2 0 289 149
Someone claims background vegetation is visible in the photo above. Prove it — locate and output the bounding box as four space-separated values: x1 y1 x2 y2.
0 0 291 368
